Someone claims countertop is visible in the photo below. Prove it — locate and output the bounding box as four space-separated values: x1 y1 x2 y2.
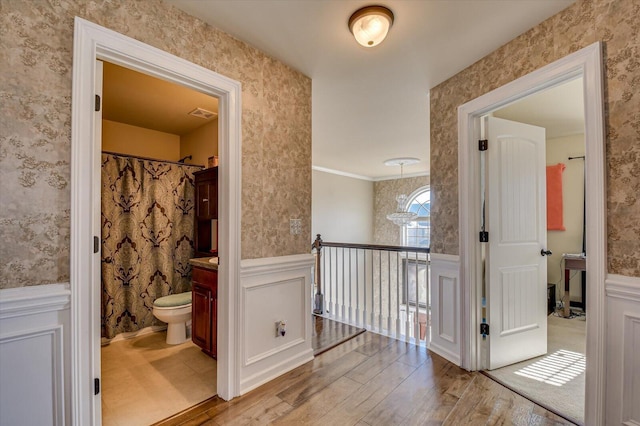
189 257 219 271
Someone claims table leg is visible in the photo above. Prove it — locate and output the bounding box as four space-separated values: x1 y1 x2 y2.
564 267 571 317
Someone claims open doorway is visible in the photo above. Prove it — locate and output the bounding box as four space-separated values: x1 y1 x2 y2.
457 42 606 426
98 60 219 425
480 77 586 425
71 18 243 425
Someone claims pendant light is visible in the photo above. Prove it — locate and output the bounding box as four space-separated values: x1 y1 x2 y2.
385 157 420 226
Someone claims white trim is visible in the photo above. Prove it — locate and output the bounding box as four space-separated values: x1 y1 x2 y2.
0 325 66 426
0 283 70 319
428 341 461 366
312 165 430 182
374 171 430 181
312 166 374 181
429 253 461 365
606 274 640 303
71 17 242 424
239 348 314 395
457 42 606 425
239 254 314 395
429 253 460 264
240 254 314 277
0 284 71 426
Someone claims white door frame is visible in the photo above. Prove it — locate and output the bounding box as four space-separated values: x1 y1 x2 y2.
70 18 242 425
458 42 606 424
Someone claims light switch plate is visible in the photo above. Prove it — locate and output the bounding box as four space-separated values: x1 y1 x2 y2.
290 219 301 235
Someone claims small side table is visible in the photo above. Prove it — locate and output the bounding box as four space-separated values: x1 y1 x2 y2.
563 254 586 318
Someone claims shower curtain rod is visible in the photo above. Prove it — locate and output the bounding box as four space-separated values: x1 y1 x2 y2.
102 151 204 168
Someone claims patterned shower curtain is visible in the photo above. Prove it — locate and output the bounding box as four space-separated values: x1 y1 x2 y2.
101 153 202 339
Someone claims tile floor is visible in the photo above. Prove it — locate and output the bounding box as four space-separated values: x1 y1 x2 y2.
101 331 217 426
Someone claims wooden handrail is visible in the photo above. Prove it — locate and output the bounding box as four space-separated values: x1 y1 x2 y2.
312 234 430 254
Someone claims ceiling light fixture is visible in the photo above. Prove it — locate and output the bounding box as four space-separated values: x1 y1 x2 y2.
384 157 420 226
348 5 394 48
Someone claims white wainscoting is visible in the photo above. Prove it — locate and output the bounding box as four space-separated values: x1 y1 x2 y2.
429 253 461 366
0 283 71 426
239 254 314 394
605 274 640 426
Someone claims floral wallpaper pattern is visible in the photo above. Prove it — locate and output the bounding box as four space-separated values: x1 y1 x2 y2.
101 154 200 338
430 0 640 277
0 0 311 289
374 176 430 246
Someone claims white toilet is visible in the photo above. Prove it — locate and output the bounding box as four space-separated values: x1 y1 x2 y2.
152 292 192 345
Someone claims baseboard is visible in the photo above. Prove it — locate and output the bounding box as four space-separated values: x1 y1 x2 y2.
428 341 461 366
239 348 314 395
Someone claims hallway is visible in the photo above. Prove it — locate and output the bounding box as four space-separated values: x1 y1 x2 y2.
154 332 574 425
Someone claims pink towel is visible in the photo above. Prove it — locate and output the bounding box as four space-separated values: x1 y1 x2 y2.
546 163 566 231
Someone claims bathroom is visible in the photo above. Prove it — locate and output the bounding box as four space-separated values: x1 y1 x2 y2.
99 61 220 425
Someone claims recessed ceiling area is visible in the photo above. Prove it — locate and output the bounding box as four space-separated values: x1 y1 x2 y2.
102 61 218 136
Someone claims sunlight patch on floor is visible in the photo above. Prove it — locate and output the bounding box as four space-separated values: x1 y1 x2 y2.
513 349 585 386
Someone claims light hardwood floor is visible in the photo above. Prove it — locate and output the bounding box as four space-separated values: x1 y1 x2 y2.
155 331 575 425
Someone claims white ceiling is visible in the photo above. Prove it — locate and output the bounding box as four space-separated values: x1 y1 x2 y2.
166 0 575 179
494 77 585 139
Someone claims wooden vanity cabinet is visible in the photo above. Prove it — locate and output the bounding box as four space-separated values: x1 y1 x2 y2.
194 167 218 258
192 266 217 358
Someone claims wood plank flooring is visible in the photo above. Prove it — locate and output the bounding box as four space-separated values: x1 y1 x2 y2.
154 331 574 426
311 315 366 355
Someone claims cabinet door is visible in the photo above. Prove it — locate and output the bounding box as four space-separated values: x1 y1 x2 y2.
211 284 217 358
208 180 218 218
192 283 211 350
196 181 211 218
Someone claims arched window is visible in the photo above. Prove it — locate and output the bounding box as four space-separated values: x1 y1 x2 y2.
403 187 430 247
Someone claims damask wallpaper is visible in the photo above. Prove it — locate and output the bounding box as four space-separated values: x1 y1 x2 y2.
429 0 640 277
0 0 311 289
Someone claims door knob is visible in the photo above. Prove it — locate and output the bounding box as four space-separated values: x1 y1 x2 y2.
540 249 552 256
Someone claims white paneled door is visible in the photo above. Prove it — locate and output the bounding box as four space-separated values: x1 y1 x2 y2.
485 116 548 370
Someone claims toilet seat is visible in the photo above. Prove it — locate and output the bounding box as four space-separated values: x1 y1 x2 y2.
153 292 192 308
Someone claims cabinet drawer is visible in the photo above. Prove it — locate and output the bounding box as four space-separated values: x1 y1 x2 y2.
192 267 217 286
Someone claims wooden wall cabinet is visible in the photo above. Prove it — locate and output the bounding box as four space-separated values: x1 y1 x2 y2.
194 167 218 258
191 266 217 358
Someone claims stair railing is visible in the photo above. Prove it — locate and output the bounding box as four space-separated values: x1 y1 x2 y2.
311 234 430 345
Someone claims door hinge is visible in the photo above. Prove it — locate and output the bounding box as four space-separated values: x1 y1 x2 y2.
480 323 490 336
95 94 101 112
93 236 100 254
478 139 488 151
479 231 489 242
94 378 100 395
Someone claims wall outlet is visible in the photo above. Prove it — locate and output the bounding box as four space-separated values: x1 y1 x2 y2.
290 219 301 235
275 320 286 337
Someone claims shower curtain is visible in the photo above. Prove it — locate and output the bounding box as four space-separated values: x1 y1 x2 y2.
101 153 202 339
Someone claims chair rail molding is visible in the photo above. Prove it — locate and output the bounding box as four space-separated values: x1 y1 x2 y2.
239 254 314 394
605 274 640 425
0 283 71 426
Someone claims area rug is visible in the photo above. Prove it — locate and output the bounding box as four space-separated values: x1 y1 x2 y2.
483 314 586 425
312 315 366 356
